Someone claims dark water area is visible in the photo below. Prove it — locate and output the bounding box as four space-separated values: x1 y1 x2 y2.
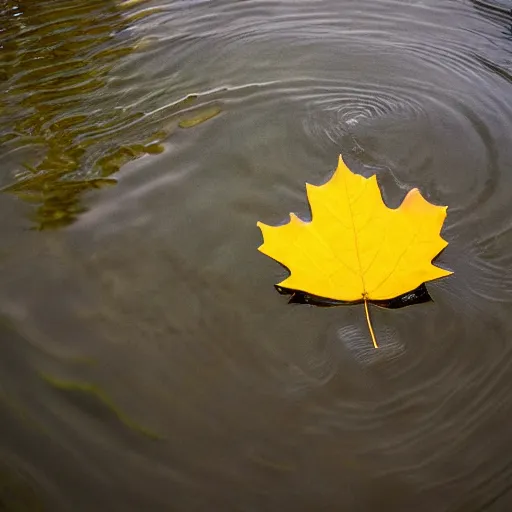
1 0 512 510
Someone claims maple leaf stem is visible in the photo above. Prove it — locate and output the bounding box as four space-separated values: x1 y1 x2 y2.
363 299 378 349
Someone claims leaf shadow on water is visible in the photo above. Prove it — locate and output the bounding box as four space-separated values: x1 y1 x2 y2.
275 282 433 310
0 0 221 230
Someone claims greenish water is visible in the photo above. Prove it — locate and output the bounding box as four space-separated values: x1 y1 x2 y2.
0 0 219 229
1 0 512 510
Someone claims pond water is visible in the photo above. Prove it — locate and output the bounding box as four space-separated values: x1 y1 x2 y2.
1 0 512 510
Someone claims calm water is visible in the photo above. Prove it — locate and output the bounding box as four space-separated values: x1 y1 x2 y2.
1 0 512 510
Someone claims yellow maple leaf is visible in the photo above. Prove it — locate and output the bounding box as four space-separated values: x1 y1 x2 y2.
257 155 452 348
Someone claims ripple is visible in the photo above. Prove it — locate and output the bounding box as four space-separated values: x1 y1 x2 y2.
3 0 512 510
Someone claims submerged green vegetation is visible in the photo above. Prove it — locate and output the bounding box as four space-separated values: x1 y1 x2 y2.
40 373 162 440
0 0 220 229
0 464 44 511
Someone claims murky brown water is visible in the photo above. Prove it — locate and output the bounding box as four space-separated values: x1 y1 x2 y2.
1 0 512 510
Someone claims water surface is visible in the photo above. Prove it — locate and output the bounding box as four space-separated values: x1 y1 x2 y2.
1 0 512 510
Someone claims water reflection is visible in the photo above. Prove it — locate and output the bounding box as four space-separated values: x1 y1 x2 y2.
0 0 220 229
0 0 158 228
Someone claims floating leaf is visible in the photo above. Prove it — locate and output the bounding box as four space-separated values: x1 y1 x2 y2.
257 155 452 348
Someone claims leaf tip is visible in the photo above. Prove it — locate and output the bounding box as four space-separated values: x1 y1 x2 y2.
432 263 454 279
256 220 268 240
256 220 271 232
335 153 349 174
289 212 304 224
